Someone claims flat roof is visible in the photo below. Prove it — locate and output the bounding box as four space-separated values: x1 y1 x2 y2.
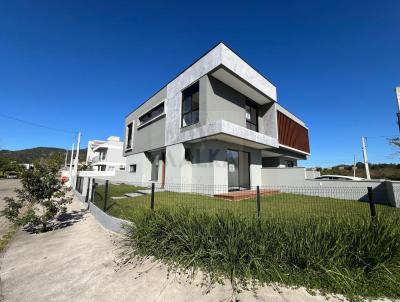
125 42 277 118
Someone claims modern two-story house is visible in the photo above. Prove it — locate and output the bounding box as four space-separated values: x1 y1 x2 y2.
86 136 126 172
124 43 310 192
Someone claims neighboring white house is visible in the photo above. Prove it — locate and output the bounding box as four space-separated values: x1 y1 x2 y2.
86 136 126 172
123 43 310 192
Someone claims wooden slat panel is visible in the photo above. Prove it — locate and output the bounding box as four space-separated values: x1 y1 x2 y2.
277 111 310 154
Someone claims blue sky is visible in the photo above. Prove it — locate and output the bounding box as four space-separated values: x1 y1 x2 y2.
0 0 399 167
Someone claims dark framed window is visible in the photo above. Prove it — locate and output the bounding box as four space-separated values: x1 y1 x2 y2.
184 148 192 161
100 150 107 160
129 164 136 173
245 100 258 132
126 123 133 149
182 82 199 127
139 102 164 125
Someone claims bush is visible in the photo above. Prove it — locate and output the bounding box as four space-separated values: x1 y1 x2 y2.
123 208 400 300
1 156 72 232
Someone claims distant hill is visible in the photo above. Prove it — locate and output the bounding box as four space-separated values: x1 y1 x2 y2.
0 147 87 163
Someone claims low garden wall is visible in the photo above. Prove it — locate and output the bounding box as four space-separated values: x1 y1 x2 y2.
261 168 400 208
74 178 128 233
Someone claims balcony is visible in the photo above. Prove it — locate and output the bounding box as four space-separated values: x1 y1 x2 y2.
91 154 107 163
179 120 279 149
91 155 100 163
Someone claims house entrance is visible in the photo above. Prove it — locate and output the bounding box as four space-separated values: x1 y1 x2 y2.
227 150 250 191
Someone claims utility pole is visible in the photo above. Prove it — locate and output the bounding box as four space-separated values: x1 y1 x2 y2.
64 150 68 169
396 87 400 132
73 131 81 189
353 155 356 178
68 143 75 187
361 136 371 180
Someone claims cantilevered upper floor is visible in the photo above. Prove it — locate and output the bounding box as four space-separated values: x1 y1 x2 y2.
87 136 126 171
124 43 310 158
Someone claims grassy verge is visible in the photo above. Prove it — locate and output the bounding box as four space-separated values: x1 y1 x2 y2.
94 186 400 299
94 188 399 222
0 223 18 252
123 208 400 301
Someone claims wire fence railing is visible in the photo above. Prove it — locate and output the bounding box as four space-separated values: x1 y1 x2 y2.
78 179 400 222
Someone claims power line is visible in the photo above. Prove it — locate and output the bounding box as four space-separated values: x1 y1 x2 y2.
365 135 398 139
0 113 76 134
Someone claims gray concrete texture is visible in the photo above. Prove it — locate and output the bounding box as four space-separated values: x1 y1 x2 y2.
2 195 392 302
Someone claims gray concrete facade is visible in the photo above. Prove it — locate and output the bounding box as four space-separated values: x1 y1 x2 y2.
123 43 309 189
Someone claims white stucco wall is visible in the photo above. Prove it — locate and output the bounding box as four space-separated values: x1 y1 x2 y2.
165 143 192 185
125 152 152 183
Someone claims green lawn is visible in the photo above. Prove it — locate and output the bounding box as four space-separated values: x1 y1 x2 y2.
93 185 400 300
92 185 400 222
93 183 145 210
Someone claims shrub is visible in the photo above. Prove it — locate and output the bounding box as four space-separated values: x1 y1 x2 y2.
1 156 72 232
123 208 400 300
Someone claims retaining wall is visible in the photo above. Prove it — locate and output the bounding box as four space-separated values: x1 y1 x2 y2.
74 179 129 233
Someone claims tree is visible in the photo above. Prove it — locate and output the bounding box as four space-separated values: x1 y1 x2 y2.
389 137 400 150
0 157 24 176
1 155 72 232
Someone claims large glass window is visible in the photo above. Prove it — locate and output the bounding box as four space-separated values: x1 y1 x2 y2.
139 102 164 125
245 100 258 131
151 154 159 181
182 82 199 127
126 123 133 149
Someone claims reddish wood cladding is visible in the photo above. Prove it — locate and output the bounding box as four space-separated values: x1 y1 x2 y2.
277 111 310 153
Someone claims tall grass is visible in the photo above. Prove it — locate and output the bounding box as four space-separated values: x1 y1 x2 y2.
123 208 400 300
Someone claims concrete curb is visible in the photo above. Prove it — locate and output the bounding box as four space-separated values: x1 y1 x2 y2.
74 191 130 234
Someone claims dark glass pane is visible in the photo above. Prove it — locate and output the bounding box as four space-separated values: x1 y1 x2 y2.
192 91 199 110
127 123 133 147
183 97 191 114
192 110 199 124
182 113 192 127
245 105 251 121
151 103 164 118
227 150 239 190
183 81 199 96
250 107 257 123
246 121 257 131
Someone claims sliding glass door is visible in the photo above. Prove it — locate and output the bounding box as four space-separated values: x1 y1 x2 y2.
227 150 250 191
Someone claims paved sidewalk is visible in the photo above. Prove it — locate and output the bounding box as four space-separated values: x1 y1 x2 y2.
0 195 386 302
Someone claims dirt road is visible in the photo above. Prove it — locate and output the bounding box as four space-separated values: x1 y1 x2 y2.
0 180 21 237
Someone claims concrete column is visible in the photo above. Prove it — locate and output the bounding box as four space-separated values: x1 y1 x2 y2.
165 143 192 185
250 150 262 188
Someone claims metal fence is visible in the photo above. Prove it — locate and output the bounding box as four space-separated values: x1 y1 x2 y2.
82 179 400 221
76 176 84 194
